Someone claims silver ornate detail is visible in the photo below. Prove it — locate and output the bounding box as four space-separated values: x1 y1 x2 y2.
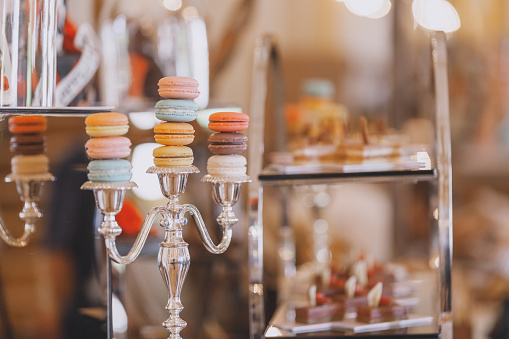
0 173 55 247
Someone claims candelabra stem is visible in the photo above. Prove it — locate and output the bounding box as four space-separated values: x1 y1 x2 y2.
159 215 190 339
182 204 232 254
0 176 50 247
102 205 166 265
0 217 35 248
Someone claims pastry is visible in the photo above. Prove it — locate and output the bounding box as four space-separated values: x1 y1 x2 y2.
207 155 247 177
208 112 249 132
356 305 408 323
154 99 199 122
87 159 133 182
85 112 129 137
153 145 194 167
346 117 400 160
8 116 47 134
11 154 49 175
157 76 200 100
154 122 195 146
208 132 247 155
295 303 345 324
85 136 132 159
9 134 46 155
295 285 344 324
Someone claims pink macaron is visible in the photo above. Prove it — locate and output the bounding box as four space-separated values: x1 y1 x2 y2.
157 77 200 100
85 136 131 159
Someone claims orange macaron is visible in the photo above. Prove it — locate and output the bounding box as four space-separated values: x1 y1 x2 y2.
208 112 249 132
154 122 195 146
8 116 47 134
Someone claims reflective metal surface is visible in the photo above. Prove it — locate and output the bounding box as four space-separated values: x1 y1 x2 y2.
0 173 54 247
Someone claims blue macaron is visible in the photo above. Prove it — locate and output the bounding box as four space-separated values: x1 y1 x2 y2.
155 99 198 122
87 159 133 182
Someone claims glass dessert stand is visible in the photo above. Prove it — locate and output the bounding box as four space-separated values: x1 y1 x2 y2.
81 165 251 339
247 30 452 339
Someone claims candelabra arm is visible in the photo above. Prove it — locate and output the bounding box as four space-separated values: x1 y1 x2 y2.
0 216 35 248
181 203 232 254
103 206 167 265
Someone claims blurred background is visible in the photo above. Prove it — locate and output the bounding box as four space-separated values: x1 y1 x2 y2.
1 0 509 338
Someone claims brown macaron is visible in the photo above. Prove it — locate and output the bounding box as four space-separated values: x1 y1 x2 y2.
10 134 46 155
208 132 247 155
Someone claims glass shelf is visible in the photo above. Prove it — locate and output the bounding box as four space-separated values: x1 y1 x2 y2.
259 167 437 186
0 106 114 117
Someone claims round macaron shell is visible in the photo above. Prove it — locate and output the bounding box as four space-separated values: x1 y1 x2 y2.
11 154 49 175
85 136 131 159
153 145 194 167
208 112 249 132
158 77 200 100
85 112 128 126
154 122 195 146
8 116 47 134
87 159 133 182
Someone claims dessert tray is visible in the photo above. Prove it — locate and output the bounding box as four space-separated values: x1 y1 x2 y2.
266 304 434 337
269 304 433 334
259 149 436 185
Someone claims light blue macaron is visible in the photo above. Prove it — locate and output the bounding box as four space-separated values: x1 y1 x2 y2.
87 159 132 182
155 99 198 122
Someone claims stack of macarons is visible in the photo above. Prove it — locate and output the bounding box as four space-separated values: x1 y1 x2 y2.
84 112 133 182
8 115 49 176
207 112 249 177
152 76 199 167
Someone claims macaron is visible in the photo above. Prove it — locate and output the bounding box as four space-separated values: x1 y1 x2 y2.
10 134 46 155
85 112 129 137
85 136 131 159
8 116 47 134
153 145 194 167
208 132 247 155
11 154 49 175
154 122 195 146
208 112 249 132
207 154 247 177
155 99 198 122
158 76 200 100
87 159 133 182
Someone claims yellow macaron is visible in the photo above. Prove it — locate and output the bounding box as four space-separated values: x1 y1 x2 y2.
153 145 194 167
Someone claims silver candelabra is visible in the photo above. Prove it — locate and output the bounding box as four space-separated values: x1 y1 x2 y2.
0 172 54 247
82 165 250 339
